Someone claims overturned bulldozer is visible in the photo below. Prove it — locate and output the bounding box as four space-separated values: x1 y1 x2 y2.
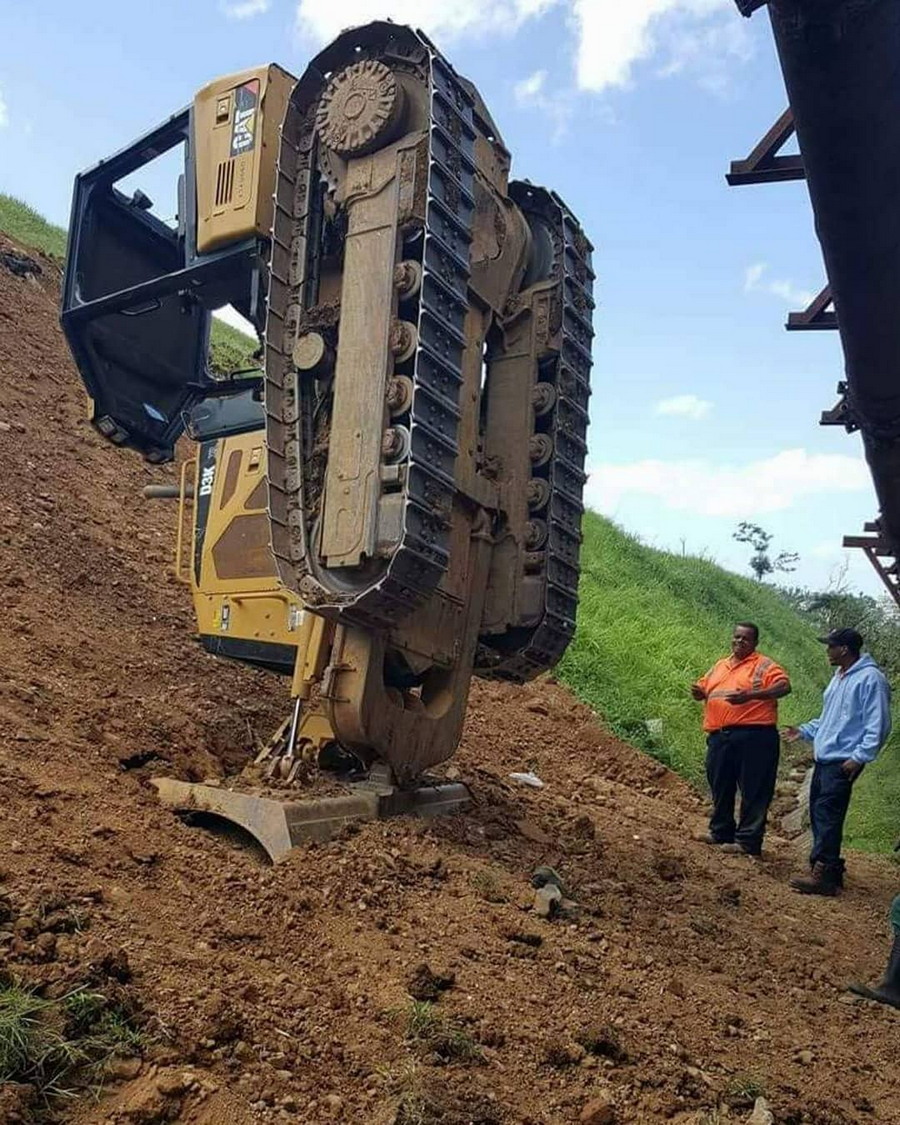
60 23 594 859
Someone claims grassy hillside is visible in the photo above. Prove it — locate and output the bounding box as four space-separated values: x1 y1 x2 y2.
0 193 68 258
560 513 900 853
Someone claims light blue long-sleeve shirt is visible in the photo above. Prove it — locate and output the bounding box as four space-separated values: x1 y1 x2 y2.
799 653 892 765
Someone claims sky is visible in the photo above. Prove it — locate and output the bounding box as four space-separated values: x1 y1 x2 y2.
0 0 886 600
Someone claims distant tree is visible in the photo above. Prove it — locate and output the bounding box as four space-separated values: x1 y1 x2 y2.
779 565 900 677
733 522 799 581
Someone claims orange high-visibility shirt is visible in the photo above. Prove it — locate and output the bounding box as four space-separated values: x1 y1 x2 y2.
698 651 789 732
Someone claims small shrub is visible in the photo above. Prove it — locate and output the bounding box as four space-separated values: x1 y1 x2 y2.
471 869 507 903
726 1072 767 1106
382 1060 502 1125
402 1001 482 1064
0 980 148 1104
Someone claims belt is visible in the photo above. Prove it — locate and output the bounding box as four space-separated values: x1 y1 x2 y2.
709 724 776 735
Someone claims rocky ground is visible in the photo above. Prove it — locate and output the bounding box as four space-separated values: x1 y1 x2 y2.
1 240 899 1124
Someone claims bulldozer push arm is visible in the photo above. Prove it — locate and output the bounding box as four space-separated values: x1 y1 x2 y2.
60 23 594 794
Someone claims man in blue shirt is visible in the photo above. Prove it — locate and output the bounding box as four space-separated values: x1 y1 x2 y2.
782 628 892 896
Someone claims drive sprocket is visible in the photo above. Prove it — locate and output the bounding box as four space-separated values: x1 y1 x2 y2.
315 59 403 157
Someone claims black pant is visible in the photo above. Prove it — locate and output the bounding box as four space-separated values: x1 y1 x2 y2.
706 725 780 854
809 759 860 870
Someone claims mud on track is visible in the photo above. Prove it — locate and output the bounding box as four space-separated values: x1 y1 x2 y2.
1 241 899 1123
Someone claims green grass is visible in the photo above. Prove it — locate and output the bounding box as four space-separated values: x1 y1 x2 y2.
0 194 68 258
725 1071 767 1105
0 981 147 1105
399 1001 482 1064
208 316 259 376
559 513 900 853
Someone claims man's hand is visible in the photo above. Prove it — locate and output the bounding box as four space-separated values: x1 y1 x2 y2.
841 758 864 780
725 690 752 705
690 684 706 701
781 726 802 743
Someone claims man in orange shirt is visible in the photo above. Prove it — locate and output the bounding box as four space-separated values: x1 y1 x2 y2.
691 623 792 856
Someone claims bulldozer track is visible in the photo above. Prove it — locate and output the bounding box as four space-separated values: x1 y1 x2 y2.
264 24 475 633
480 186 594 682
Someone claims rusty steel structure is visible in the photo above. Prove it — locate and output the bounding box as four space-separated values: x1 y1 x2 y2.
730 0 900 606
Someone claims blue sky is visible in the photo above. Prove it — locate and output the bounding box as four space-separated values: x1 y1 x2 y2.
0 0 884 598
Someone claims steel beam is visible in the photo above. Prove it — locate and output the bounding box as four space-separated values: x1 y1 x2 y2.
786 284 838 331
727 108 805 186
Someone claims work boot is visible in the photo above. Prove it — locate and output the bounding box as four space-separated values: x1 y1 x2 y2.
695 831 731 846
805 857 845 887
789 861 839 896
848 935 900 1009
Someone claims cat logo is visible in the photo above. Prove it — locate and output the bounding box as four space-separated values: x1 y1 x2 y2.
230 80 259 158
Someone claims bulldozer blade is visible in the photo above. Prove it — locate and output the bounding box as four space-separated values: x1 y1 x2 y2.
151 777 471 863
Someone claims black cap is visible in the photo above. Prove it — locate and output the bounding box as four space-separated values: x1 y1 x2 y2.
818 628 863 650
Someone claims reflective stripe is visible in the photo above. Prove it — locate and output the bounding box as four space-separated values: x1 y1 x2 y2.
752 658 773 692
701 652 785 732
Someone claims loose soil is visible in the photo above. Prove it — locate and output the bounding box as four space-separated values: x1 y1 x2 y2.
1 239 899 1124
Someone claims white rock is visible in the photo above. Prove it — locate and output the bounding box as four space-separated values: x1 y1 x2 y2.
510 771 544 789
534 884 562 918
747 1096 774 1125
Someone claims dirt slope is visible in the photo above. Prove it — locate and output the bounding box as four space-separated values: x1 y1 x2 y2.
1 242 899 1125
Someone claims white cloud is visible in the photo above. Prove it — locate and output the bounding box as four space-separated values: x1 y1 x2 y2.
294 0 558 42
222 0 269 18
586 448 869 519
570 0 748 93
513 68 574 140
514 70 548 103
656 15 753 94
655 394 712 421
0 87 8 129
744 261 815 309
294 0 751 98
744 262 766 290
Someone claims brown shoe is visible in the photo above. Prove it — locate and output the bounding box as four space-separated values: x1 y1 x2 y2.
695 832 731 845
789 861 839 896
